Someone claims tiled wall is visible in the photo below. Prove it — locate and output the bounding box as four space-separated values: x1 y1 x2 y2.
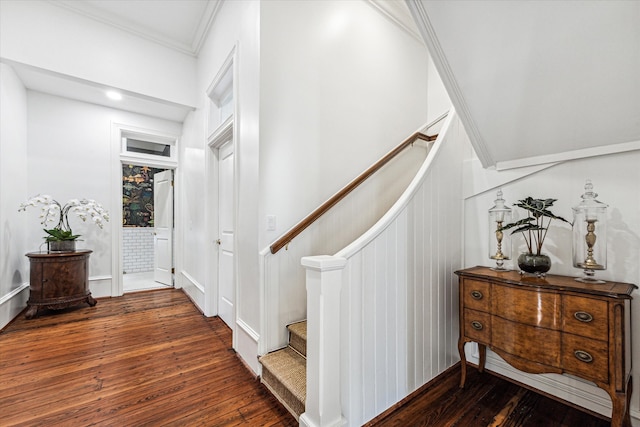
123 227 154 273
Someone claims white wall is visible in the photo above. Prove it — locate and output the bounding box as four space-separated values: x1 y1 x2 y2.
0 64 29 328
426 56 451 124
178 0 261 369
180 0 431 373
176 110 206 307
24 91 182 296
259 1 430 252
463 150 640 421
0 0 197 107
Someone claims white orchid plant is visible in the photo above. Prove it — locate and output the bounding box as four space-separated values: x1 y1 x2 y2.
19 194 110 242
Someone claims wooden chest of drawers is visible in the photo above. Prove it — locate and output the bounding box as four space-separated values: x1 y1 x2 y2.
456 266 636 427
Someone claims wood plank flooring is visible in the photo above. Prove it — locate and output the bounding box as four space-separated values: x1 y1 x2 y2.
0 289 296 426
1 288 614 426
367 364 611 427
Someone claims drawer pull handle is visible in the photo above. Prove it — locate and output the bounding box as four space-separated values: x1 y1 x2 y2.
471 321 483 331
470 290 483 300
574 350 593 363
574 311 593 323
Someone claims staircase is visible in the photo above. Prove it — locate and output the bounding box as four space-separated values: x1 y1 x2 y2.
259 321 307 420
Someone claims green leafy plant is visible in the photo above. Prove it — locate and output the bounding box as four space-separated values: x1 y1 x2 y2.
43 228 81 242
499 197 570 255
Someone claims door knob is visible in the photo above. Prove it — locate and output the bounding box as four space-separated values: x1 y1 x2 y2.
216 239 221 245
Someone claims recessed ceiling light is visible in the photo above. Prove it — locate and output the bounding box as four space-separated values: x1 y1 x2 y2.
106 90 122 101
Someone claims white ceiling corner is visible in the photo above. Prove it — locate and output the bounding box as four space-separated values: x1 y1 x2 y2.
49 0 221 56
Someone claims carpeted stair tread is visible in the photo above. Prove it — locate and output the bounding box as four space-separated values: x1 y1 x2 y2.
288 321 307 357
260 346 306 419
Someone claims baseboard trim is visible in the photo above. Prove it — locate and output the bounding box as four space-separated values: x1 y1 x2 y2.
88 275 112 298
179 270 204 312
236 318 260 376
0 283 29 330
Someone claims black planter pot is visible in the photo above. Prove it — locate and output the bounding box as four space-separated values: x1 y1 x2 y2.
517 253 551 276
48 240 76 252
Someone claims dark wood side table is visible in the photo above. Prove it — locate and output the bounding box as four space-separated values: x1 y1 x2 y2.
455 266 636 427
25 250 96 319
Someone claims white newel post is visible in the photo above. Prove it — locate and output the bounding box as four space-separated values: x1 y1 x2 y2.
299 255 347 427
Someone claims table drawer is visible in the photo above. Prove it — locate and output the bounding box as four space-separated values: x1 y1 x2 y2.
462 279 490 312
562 333 609 383
463 308 491 344
562 295 608 341
492 286 560 330
492 316 561 368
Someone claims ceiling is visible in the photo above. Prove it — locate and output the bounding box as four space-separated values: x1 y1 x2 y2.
52 0 220 56
7 0 422 123
409 0 640 170
7 60 194 122
4 0 221 122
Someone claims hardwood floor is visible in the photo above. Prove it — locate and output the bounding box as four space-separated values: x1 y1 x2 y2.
1 289 613 426
367 365 610 427
0 289 296 426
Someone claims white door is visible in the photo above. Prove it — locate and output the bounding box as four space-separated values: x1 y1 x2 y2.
217 140 234 328
154 169 173 286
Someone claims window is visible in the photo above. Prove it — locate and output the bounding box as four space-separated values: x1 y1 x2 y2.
125 138 171 157
120 132 176 166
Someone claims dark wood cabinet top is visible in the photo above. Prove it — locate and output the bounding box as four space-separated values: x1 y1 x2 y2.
455 266 636 299
26 250 92 259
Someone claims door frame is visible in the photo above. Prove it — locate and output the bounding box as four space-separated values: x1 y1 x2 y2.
205 44 239 348
111 123 179 297
206 119 235 323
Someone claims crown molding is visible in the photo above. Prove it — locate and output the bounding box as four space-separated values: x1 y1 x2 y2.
49 0 221 57
406 0 495 168
366 0 423 43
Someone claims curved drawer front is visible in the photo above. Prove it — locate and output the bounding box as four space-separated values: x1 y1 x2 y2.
462 280 491 312
463 308 491 344
492 286 561 330
562 333 609 383
491 316 561 368
562 295 608 341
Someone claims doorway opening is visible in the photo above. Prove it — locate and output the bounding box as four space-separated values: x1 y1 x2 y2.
122 163 174 293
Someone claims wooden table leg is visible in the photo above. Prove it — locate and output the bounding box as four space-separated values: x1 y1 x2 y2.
478 344 486 373
458 339 467 388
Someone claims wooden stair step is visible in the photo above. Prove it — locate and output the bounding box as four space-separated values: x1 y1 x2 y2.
287 321 307 357
259 346 306 420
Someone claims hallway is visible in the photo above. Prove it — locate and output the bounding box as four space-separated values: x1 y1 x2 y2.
0 289 295 426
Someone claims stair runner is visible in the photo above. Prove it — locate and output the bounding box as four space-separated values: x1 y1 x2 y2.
259 321 307 420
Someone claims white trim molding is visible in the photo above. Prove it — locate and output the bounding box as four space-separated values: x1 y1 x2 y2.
495 140 640 171
180 270 205 312
406 0 494 168
0 284 29 330
236 318 260 375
